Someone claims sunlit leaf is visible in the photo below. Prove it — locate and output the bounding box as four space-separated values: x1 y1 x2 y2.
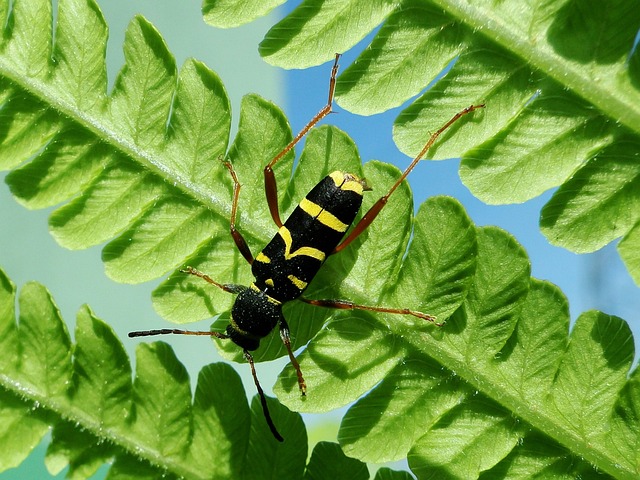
2 1 639 478
241 0 640 283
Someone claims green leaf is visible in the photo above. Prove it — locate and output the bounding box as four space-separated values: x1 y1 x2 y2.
17 281 73 401
619 223 640 285
152 93 291 325
45 421 115 479
373 468 413 480
189 363 250 478
108 16 176 150
0 92 61 171
408 397 524 479
71 306 132 429
107 454 179 480
252 0 640 283
304 442 368 480
52 0 107 111
275 311 404 413
550 312 633 444
4 0 52 79
202 0 286 28
458 82 613 205
164 59 231 187
273 177 475 418
132 342 192 460
492 279 569 403
324 222 633 478
389 196 477 322
0 388 49 471
0 274 51 472
335 5 467 116
335 226 521 464
48 160 166 250
485 431 604 479
102 197 219 284
243 396 308 480
0 267 313 478
7 128 111 210
0 2 8 34
540 138 640 253
3 1 640 478
340 357 469 463
609 369 640 474
342 160 412 302
259 0 396 68
450 227 530 359
0 266 18 371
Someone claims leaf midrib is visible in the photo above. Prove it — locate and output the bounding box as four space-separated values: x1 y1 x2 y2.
438 0 640 133
1 25 632 478
0 59 232 224
0 64 620 477
0 371 211 479
397 330 633 479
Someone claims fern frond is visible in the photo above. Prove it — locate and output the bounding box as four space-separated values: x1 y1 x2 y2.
202 0 286 28
207 0 640 285
2 1 639 479
276 218 636 478
0 0 292 323
0 267 384 478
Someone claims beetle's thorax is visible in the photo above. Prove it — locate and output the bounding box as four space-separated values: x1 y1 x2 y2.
227 283 282 351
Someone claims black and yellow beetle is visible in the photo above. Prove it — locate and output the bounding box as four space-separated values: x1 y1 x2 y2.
129 54 484 441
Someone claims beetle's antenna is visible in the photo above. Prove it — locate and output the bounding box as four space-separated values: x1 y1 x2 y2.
244 350 284 442
128 329 285 441
128 329 229 339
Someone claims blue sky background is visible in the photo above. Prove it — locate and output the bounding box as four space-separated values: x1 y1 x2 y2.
1 1 638 477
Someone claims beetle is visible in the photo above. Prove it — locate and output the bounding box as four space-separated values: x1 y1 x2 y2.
129 54 484 441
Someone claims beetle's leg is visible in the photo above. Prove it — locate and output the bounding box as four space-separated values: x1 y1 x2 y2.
264 53 341 228
220 159 254 265
299 297 442 326
244 349 284 442
180 266 247 294
278 317 307 396
333 104 485 254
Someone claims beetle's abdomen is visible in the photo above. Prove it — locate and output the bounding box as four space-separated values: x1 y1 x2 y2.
252 171 368 302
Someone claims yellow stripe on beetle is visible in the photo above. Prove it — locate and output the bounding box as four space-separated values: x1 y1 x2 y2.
256 252 271 263
299 198 349 232
229 315 249 335
329 171 368 195
250 282 281 305
287 274 308 290
278 226 326 262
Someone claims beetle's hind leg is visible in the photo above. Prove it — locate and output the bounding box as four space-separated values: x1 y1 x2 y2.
264 54 341 229
299 297 442 326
